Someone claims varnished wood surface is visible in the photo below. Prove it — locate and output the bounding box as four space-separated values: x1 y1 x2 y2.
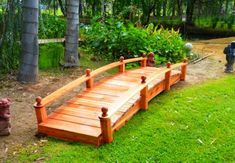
36 61 186 146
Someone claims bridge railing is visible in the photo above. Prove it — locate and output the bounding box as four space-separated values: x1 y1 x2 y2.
33 57 147 124
99 59 188 143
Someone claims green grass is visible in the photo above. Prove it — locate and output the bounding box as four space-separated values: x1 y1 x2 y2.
13 76 235 162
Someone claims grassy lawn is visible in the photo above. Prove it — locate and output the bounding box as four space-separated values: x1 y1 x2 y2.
12 75 235 162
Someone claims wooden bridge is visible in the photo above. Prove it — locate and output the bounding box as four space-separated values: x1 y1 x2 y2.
34 57 187 146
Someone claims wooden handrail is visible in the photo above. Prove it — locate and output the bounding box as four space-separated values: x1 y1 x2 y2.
38 57 146 107
103 62 187 118
42 75 88 107
124 57 146 64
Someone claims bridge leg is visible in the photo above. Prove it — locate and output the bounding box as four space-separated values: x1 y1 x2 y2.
165 63 171 91
34 97 47 124
140 86 148 110
141 76 148 110
180 59 188 81
99 107 113 143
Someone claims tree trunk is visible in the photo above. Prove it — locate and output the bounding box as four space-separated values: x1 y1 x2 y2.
64 0 79 67
172 0 176 17
92 2 96 16
58 0 67 16
186 0 196 25
234 0 235 10
18 0 39 83
101 0 105 19
79 0 83 17
163 1 167 16
177 0 182 17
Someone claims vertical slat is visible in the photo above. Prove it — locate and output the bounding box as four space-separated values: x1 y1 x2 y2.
34 97 47 124
180 59 188 81
165 62 171 91
119 56 125 73
99 107 113 143
86 69 94 88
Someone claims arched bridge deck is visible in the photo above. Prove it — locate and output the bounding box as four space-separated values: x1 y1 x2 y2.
34 57 187 146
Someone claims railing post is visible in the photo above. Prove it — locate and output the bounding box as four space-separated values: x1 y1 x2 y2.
119 56 125 73
165 62 171 91
140 76 148 110
34 96 47 124
180 59 188 81
141 58 147 67
86 69 94 88
99 107 113 143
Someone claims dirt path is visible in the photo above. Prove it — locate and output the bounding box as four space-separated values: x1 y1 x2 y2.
0 37 234 161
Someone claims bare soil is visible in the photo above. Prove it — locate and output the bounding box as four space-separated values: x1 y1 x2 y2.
0 37 234 161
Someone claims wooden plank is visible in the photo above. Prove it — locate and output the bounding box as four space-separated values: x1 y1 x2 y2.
76 93 116 103
110 75 140 82
83 90 120 98
104 80 137 87
48 112 101 127
69 96 113 105
40 118 101 137
54 106 122 124
95 84 130 92
54 108 100 120
68 98 112 108
38 125 101 146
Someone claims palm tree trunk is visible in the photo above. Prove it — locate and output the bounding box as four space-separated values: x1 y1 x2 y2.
64 0 79 67
18 0 39 83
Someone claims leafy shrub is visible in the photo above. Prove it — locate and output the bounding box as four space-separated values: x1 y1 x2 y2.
81 18 186 64
39 43 64 69
39 14 66 39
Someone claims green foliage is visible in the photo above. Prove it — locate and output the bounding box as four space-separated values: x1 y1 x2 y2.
12 76 235 162
0 1 22 73
82 18 186 64
195 16 235 30
39 43 64 69
39 14 66 39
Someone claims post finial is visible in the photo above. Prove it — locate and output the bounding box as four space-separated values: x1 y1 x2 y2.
120 56 124 62
86 69 91 76
101 107 108 117
166 62 171 68
141 76 147 84
35 96 42 107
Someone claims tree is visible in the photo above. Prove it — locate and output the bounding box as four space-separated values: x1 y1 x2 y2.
63 0 79 67
186 0 196 25
18 0 39 82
